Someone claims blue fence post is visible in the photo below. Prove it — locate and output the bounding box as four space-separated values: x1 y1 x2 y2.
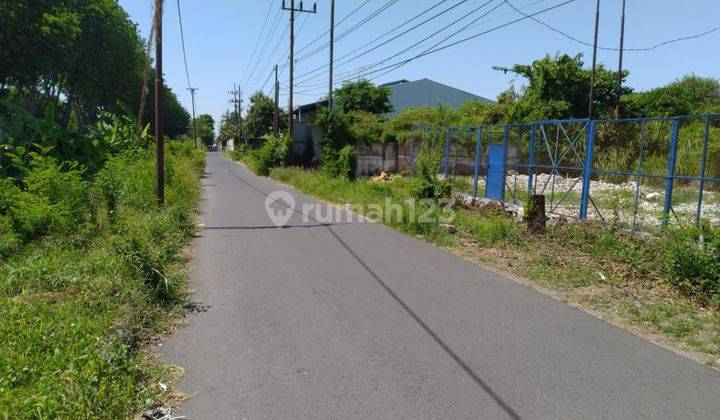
579 120 596 220
662 118 680 227
472 127 483 197
443 128 451 177
527 123 536 194
695 117 710 226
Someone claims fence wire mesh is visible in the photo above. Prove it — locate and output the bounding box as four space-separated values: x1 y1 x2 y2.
412 114 720 232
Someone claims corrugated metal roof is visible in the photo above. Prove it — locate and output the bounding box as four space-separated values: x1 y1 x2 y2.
295 78 492 116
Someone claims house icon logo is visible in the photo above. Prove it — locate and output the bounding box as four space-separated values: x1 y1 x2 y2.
264 190 295 228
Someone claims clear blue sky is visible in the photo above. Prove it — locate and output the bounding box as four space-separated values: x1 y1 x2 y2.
118 0 720 128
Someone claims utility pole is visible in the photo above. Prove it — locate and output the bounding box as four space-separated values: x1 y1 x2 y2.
587 0 601 119
328 0 335 111
274 64 279 135
154 0 164 205
614 0 626 119
229 84 242 148
282 0 316 139
187 87 198 148
239 88 244 144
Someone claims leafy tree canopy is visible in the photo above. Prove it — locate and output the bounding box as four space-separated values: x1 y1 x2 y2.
244 91 285 138
622 75 720 118
0 0 189 137
333 79 393 115
191 114 215 147
494 53 630 120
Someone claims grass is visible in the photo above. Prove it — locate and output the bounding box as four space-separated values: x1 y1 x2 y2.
0 143 204 417
267 165 720 365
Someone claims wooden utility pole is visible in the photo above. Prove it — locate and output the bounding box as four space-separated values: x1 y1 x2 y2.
154 0 164 205
274 64 279 135
282 0 316 139
615 0 626 118
328 0 335 111
187 87 198 147
587 0 601 119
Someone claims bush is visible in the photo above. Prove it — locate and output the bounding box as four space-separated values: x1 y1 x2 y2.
665 227 720 303
323 144 357 180
230 143 248 161
250 135 290 176
0 153 88 243
0 140 204 417
409 144 449 200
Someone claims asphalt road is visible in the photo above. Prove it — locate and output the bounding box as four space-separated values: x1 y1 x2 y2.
161 152 720 419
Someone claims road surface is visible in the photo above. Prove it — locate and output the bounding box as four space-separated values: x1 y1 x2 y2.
161 152 719 418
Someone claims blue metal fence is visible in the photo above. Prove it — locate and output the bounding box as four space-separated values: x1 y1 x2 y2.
414 113 720 231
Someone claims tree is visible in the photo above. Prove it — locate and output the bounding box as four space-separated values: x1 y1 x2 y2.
622 75 720 118
0 0 145 121
191 114 215 147
333 79 393 115
0 0 190 137
494 53 630 121
217 110 239 145
142 74 190 138
244 91 286 138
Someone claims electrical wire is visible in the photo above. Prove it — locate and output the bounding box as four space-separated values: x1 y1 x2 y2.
294 0 501 87
241 0 276 85
293 0 401 63
291 0 464 84
293 0 373 58
329 0 577 85
243 6 284 90
175 0 192 88
504 0 720 52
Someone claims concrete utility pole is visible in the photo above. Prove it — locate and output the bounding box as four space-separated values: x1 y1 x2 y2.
229 84 242 147
239 88 244 144
615 0 626 119
154 0 164 205
328 0 335 111
282 0 316 139
187 87 198 147
274 64 279 136
587 0 601 119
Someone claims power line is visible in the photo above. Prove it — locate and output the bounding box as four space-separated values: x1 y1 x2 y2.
247 10 314 93
254 12 313 98
295 0 501 87
259 68 275 94
298 0 468 84
243 7 284 90
333 0 463 70
293 0 373 58
504 0 720 52
241 0 276 86
294 0 401 63
292 0 463 84
175 0 192 88
332 0 577 85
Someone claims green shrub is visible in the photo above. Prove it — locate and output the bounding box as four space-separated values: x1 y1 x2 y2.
0 138 203 417
0 153 88 243
409 144 449 200
0 214 19 256
230 143 248 161
250 135 290 176
323 144 357 180
665 227 720 303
